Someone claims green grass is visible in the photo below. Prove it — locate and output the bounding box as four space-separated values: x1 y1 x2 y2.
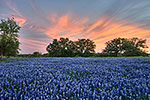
144 57 150 59
0 57 22 62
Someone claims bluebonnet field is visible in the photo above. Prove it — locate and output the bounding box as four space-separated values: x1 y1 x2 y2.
0 57 150 100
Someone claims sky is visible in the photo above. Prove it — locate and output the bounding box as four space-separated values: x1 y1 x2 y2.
0 0 150 54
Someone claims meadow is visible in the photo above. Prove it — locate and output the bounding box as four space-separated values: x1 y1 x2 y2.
0 57 150 100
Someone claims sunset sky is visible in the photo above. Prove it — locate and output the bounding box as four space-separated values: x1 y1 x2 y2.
0 0 150 54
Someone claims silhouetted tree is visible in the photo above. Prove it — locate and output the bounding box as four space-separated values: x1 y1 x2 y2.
103 37 126 56
46 38 76 57
75 39 96 57
0 18 20 60
123 38 148 56
103 37 148 56
46 38 96 57
46 39 61 57
32 52 42 57
58 38 75 57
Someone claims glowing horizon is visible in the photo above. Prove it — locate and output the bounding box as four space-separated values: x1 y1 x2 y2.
0 0 150 54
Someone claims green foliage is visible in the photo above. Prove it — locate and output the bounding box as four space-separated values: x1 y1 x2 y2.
0 18 20 60
17 54 32 58
75 39 96 57
42 53 49 57
46 37 96 57
32 52 42 57
93 53 115 57
103 37 126 56
47 38 74 57
103 37 148 56
122 38 148 56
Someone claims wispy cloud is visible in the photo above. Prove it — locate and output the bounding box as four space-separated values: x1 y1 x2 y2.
19 38 48 53
28 13 89 40
25 12 150 52
5 0 27 27
1 0 150 53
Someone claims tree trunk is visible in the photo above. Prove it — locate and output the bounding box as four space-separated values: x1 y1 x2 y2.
115 51 119 57
0 53 3 60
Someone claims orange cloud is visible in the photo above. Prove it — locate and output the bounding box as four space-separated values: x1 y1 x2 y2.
27 13 150 53
6 0 27 27
12 16 27 27
44 13 89 39
85 16 107 33
20 38 48 47
88 19 150 42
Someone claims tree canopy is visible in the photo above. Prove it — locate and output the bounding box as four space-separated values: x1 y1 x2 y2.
46 38 96 57
75 39 96 57
32 52 42 57
103 37 148 56
0 18 20 59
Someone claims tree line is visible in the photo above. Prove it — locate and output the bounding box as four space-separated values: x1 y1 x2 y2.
45 37 148 57
0 18 149 59
46 38 95 57
102 37 148 57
